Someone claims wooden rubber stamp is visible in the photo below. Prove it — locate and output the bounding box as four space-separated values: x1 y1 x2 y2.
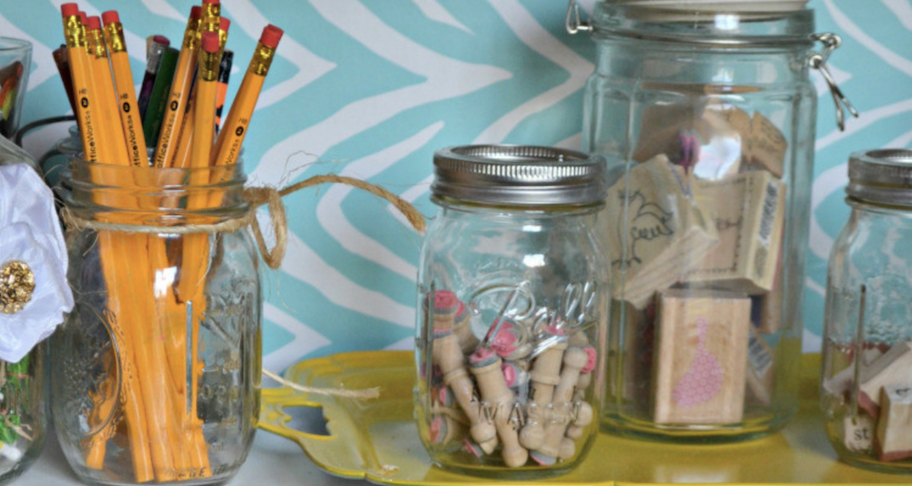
745 111 787 178
844 413 875 454
603 154 718 308
745 327 774 406
875 384 912 461
469 347 528 468
823 347 884 398
686 170 786 294
431 329 498 452
653 289 751 424
531 347 591 465
519 328 567 450
859 341 912 418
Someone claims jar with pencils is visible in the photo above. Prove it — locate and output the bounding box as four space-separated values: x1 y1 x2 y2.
52 159 261 485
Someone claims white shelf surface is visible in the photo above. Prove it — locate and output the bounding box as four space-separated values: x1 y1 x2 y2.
23 427 357 486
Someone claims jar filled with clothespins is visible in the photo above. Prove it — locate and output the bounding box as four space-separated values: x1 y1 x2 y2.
50 3 281 484
416 146 609 477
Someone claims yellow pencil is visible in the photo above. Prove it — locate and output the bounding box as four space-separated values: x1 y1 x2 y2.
212 25 283 167
102 10 149 166
84 15 130 164
151 6 201 167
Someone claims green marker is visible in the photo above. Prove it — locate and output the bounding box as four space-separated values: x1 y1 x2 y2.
142 46 179 150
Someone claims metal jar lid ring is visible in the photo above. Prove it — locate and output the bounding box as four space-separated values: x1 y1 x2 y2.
432 145 606 207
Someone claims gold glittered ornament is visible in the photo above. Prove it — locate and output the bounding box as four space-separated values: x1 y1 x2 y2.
0 261 35 314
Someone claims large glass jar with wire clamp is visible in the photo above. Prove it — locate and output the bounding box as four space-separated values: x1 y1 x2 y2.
52 158 262 485
415 145 609 478
567 0 858 442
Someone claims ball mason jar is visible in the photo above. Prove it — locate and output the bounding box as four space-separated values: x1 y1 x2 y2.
53 158 262 485
821 149 912 473
570 1 854 441
0 137 51 484
415 145 609 477
0 346 47 485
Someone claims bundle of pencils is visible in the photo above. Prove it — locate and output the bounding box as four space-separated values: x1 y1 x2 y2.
58 2 282 482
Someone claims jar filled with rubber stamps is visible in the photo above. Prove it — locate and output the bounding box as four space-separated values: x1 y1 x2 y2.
821 149 912 473
52 159 262 485
415 145 608 477
567 0 857 442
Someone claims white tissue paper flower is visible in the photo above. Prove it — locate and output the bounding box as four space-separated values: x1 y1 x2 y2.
0 163 73 363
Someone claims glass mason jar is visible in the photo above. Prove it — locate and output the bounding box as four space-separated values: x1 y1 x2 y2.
53 159 262 485
821 149 912 474
570 1 852 441
0 137 50 484
415 145 609 478
0 346 47 485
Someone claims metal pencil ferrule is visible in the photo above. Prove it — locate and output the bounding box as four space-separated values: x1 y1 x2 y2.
202 4 221 33
63 16 85 48
183 20 201 50
199 50 220 82
248 44 275 76
809 32 858 132
104 23 126 54
87 28 107 59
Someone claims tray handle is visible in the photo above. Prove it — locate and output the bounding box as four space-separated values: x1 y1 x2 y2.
259 387 333 442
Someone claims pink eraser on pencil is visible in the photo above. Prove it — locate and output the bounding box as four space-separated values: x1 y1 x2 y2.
260 24 283 48
203 0 220 4
86 16 101 30
190 6 202 19
220 17 230 33
153 35 170 47
78 11 87 23
61 4 78 17
101 11 119 25
201 31 219 53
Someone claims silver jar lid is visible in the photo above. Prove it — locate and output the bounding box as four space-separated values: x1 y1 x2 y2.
847 149 912 206
431 145 606 207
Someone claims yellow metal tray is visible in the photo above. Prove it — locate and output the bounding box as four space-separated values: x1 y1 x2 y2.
259 351 909 485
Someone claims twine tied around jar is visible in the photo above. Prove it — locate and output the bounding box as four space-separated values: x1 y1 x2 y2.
62 173 429 400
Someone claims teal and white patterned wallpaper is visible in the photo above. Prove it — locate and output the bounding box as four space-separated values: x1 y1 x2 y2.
3 0 910 370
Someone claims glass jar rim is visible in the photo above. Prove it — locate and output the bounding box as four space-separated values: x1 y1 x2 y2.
0 37 32 53
590 2 815 48
64 157 250 225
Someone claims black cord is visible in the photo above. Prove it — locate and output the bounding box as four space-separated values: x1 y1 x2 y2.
13 115 76 148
